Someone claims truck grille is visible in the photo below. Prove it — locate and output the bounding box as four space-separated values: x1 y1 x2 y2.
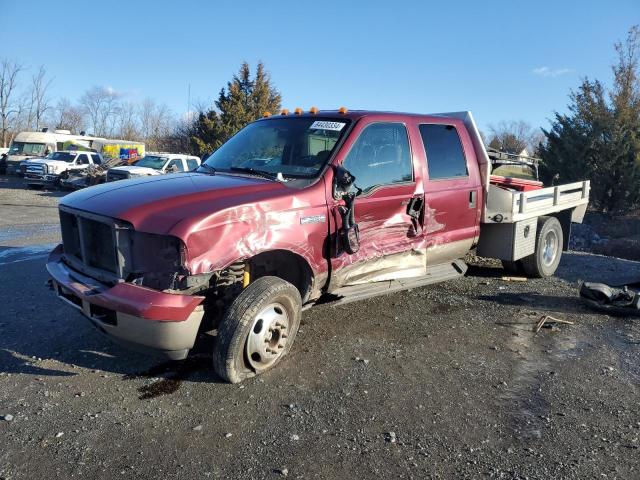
106 170 129 182
59 209 120 277
25 164 44 175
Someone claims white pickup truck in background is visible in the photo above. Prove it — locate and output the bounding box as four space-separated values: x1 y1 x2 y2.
106 153 201 182
22 151 104 187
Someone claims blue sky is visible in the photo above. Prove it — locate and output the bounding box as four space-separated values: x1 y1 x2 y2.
0 0 638 132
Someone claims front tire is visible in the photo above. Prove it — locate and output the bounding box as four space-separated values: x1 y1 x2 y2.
213 276 302 383
521 216 563 278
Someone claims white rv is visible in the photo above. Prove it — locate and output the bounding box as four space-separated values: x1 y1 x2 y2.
6 128 145 175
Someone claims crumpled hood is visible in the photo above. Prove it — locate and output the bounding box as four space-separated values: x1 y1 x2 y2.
60 172 290 236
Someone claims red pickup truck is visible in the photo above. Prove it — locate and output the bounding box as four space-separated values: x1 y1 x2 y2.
47 109 590 382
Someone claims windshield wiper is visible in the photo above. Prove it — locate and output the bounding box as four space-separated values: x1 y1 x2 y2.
197 164 217 175
228 166 278 180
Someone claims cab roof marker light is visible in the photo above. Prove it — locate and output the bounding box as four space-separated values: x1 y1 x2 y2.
280 109 289 115
338 106 348 114
294 107 303 115
309 106 318 114
263 111 272 118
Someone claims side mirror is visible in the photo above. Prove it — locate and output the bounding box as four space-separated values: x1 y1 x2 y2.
333 165 355 198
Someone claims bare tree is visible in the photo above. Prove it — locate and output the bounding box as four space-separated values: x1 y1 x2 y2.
0 59 24 147
138 98 173 150
117 101 140 140
28 65 53 131
54 97 84 133
487 120 544 154
80 86 121 136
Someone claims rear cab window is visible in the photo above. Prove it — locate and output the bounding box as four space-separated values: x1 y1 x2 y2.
419 124 468 180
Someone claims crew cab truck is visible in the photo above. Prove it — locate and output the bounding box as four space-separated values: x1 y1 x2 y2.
23 151 103 187
106 153 201 182
46 110 590 383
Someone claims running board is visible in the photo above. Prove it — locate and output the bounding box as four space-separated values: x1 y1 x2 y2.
311 259 467 308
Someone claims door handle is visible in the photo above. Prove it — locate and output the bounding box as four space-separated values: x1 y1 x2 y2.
469 190 477 209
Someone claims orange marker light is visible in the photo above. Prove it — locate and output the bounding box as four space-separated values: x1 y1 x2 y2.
263 111 272 118
281 108 289 115
309 106 318 114
338 106 348 114
294 107 303 115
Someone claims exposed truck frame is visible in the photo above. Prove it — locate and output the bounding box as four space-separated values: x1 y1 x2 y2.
46 109 589 383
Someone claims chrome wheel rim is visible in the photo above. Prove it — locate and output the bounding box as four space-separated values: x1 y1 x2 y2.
246 302 290 371
542 230 559 266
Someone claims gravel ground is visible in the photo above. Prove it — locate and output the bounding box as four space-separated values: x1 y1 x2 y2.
0 176 62 247
1 177 639 479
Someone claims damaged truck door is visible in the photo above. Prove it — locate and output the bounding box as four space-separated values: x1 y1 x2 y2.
329 120 427 288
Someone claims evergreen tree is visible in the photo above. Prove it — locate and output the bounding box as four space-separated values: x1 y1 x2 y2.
539 26 640 214
191 62 281 156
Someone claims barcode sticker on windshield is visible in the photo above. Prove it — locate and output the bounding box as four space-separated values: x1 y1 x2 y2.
310 121 346 131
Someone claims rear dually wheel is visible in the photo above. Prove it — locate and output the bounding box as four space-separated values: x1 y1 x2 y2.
521 216 563 278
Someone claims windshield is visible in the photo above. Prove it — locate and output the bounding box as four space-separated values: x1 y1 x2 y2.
9 142 46 156
135 155 167 170
200 117 351 178
46 152 75 162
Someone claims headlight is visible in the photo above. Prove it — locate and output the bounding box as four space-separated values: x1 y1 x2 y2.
128 232 186 290
48 164 58 174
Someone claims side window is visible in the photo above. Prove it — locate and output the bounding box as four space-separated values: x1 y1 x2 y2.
186 158 199 171
91 154 102 165
76 154 90 165
342 123 412 193
419 124 468 180
167 159 185 172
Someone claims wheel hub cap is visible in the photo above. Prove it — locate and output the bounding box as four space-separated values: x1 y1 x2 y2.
542 230 559 266
246 302 290 371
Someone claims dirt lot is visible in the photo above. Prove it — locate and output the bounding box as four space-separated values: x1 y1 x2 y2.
1 176 639 479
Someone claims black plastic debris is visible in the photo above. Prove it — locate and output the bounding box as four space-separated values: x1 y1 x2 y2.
579 281 640 317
